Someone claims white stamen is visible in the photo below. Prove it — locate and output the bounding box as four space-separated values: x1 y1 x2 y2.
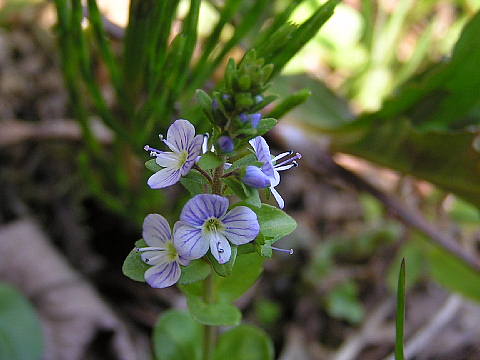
272 151 293 162
159 134 177 151
274 152 302 168
275 164 296 172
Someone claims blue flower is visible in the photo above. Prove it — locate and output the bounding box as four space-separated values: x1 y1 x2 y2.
243 136 301 209
239 112 262 128
136 214 190 288
217 135 235 153
174 194 260 264
144 119 203 189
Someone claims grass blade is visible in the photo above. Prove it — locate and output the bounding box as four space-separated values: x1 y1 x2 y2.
395 259 406 360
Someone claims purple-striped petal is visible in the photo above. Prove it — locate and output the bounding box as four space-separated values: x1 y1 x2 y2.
180 194 229 226
208 232 232 264
181 134 203 176
221 206 260 245
140 250 169 265
242 166 271 188
155 151 180 168
173 221 209 260
147 167 182 189
166 119 195 152
143 214 171 247
249 136 275 178
144 261 181 288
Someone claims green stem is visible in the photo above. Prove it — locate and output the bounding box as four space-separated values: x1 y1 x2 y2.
203 274 216 360
202 156 226 359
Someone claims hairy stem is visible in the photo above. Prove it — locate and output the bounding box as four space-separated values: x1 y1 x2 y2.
193 164 213 184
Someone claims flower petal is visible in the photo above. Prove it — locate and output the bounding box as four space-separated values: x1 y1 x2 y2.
144 261 181 288
242 166 271 188
166 119 195 152
270 186 285 209
180 194 229 226
147 167 181 189
181 134 203 176
173 221 209 260
140 250 169 265
221 206 260 245
208 232 231 264
143 214 171 247
249 136 275 178
155 151 180 168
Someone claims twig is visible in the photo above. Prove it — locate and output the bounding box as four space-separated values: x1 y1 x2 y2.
193 164 213 184
323 155 480 272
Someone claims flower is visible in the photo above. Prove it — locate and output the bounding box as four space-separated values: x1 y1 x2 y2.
217 136 234 153
136 214 190 288
243 136 301 209
144 119 203 189
239 112 262 128
174 194 260 264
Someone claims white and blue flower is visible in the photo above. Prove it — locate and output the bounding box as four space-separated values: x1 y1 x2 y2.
136 214 190 288
174 194 260 264
144 119 203 189
242 136 301 209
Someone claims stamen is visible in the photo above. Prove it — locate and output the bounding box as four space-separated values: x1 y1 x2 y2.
271 246 294 255
274 152 302 168
202 133 210 153
136 247 165 252
159 134 177 150
144 145 163 156
275 164 296 172
272 151 293 162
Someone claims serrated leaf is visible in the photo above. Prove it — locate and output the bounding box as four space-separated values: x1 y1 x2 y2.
145 159 162 172
0 283 43 360
152 310 202 360
222 178 261 207
186 295 241 326
179 260 211 285
213 325 274 360
198 152 223 170
122 239 149 282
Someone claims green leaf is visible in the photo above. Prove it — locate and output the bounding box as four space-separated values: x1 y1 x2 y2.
122 239 149 282
325 281 364 324
213 324 274 360
179 260 211 285
426 241 480 302
247 204 297 240
180 169 210 196
395 259 406 360
145 159 162 172
152 310 202 360
208 246 238 277
0 283 43 360
267 89 311 120
198 152 223 170
222 178 261 207
216 253 264 303
255 118 277 137
186 295 241 326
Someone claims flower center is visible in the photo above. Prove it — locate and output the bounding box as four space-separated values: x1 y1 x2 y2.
166 241 179 262
177 150 189 168
204 217 224 233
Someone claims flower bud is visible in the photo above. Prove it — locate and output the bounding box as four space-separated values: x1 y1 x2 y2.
249 113 262 128
242 166 271 188
217 136 234 153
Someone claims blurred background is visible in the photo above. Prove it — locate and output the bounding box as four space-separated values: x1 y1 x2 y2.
1 0 480 359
